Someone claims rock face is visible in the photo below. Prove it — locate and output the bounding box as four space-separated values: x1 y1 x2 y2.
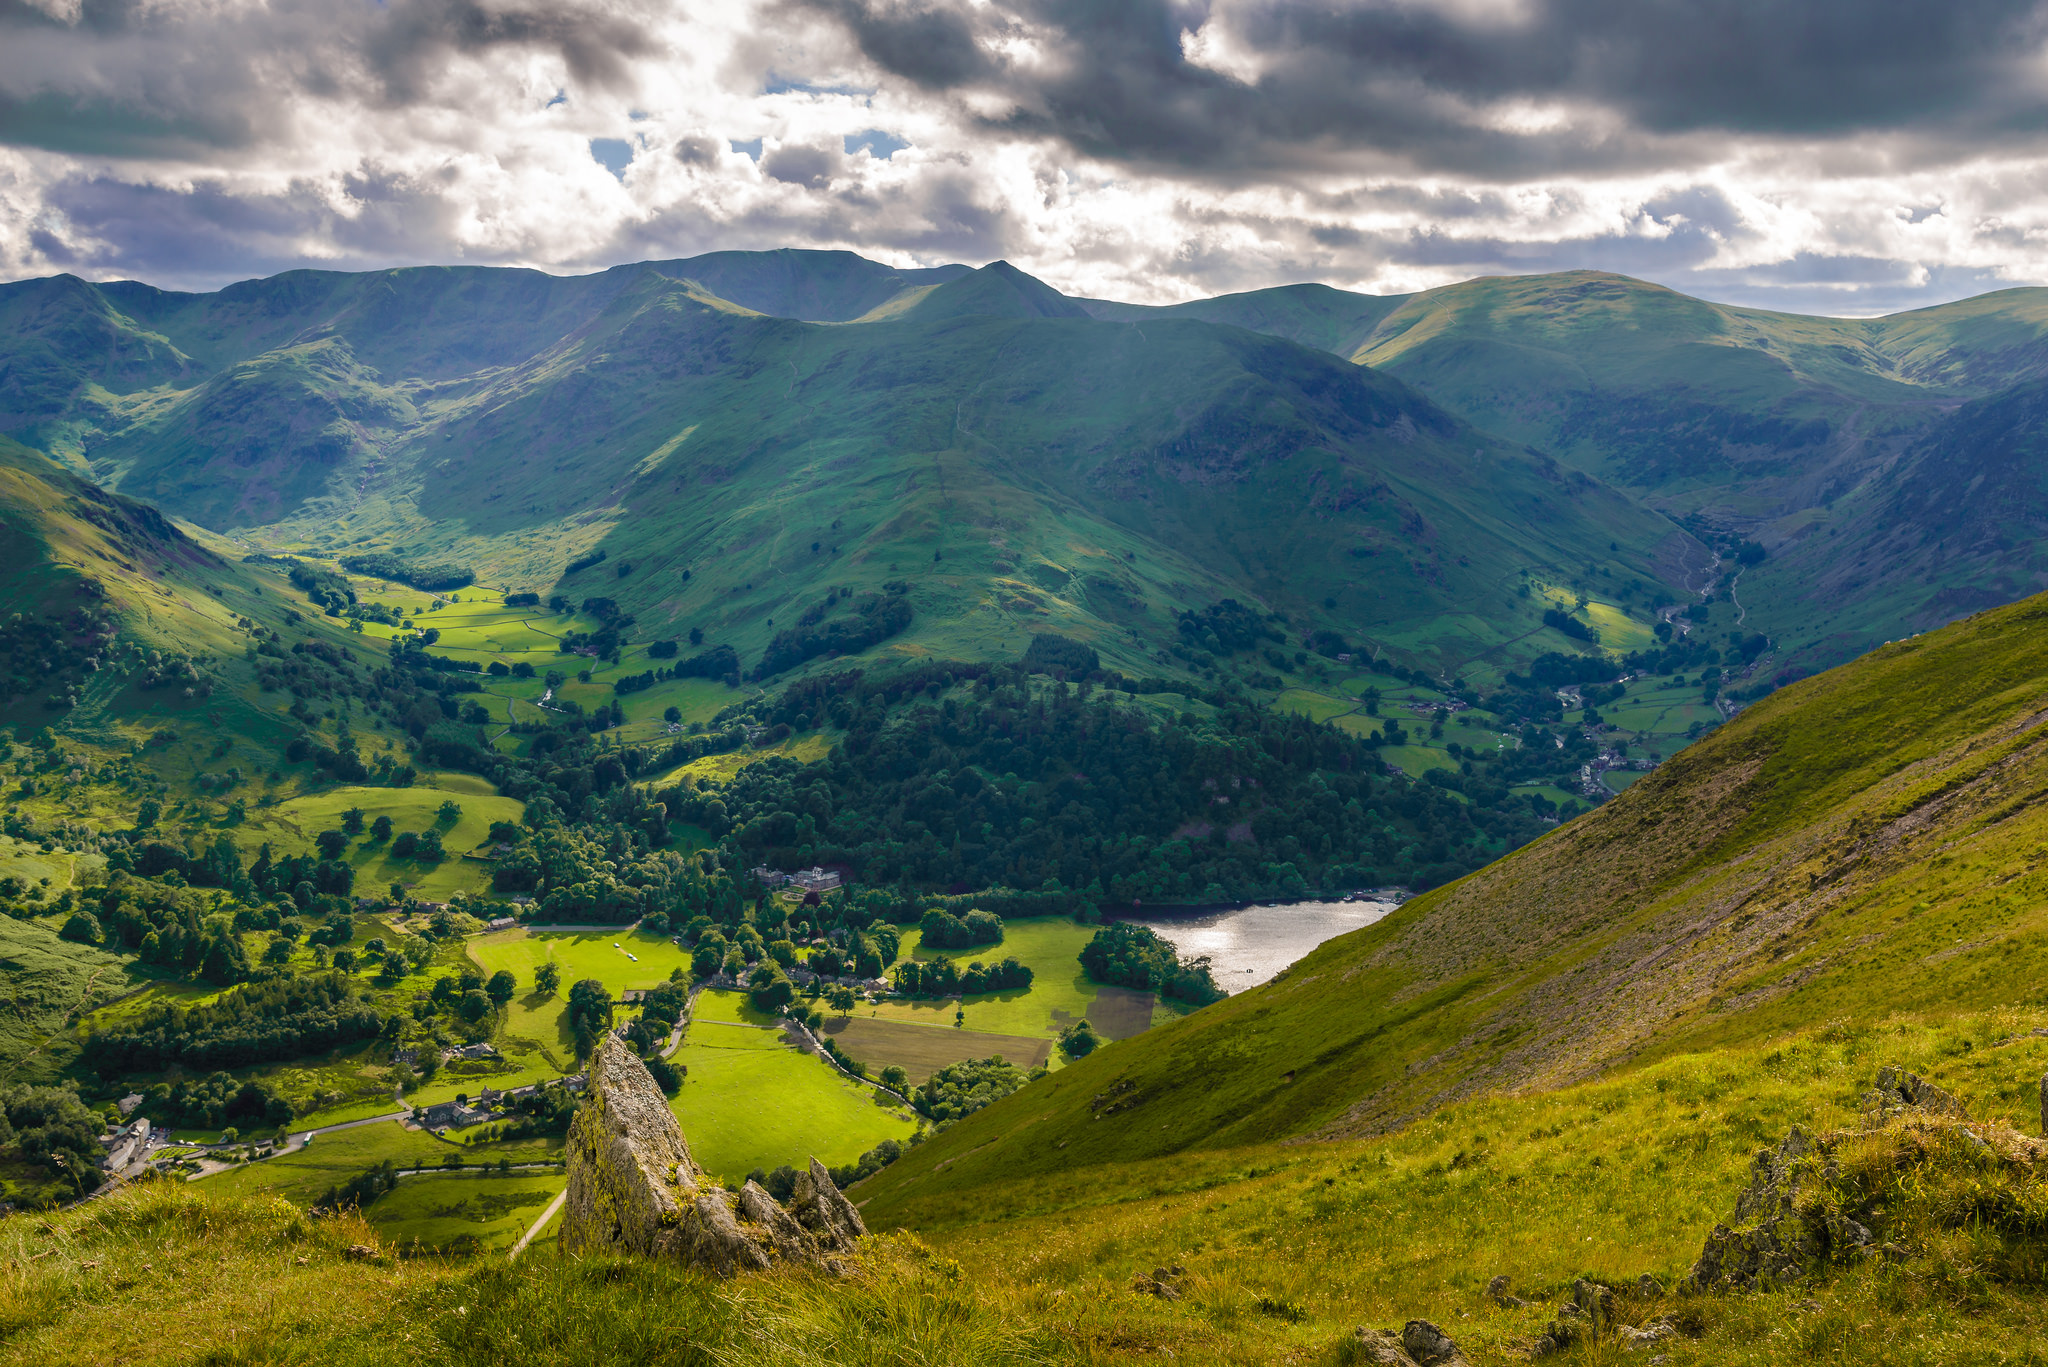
560 1036 865 1274
1859 1065 1967 1127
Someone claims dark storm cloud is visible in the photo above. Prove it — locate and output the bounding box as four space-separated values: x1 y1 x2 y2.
801 0 2048 176
0 0 663 158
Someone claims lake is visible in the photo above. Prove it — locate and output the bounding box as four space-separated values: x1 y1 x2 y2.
1131 898 1402 992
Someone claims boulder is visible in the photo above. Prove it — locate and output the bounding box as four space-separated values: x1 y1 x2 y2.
1345 1321 1466 1367
1484 1273 1528 1308
560 1036 863 1275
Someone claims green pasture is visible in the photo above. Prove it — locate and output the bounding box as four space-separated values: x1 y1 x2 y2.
0 833 101 893
1372 743 1458 779
693 988 781 1027
669 1025 916 1180
466 928 692 1074
0 915 143 1080
869 917 1163 1041
1274 688 1354 724
202 1119 562 1207
240 785 524 900
366 1168 566 1254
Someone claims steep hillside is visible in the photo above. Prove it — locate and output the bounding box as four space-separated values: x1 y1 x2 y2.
1099 271 2048 676
859 585 2048 1218
0 255 1688 686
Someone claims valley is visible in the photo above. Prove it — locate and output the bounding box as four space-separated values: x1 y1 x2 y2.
8 250 2048 1365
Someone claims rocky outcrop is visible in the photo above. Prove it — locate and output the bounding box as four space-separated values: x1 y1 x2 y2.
1682 1124 1871 1292
560 1036 864 1275
1347 1320 1465 1367
1859 1065 1967 1127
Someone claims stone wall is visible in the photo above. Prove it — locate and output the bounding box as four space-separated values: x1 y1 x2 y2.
560 1035 865 1275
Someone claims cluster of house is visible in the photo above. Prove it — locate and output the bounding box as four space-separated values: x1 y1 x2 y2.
392 1041 500 1068
412 1074 586 1134
750 866 842 893
99 1110 156 1178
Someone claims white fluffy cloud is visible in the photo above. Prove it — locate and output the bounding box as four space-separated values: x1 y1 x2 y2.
3 0 2048 313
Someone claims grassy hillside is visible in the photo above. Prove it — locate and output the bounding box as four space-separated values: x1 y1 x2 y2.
858 585 2048 1213
14 1003 2048 1364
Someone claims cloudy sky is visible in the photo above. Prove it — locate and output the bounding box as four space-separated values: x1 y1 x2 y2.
4 0 2048 313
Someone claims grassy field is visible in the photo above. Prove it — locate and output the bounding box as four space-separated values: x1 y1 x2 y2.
670 1020 918 1180
820 1016 1050 1081
467 927 692 1072
366 1168 566 1254
871 917 1161 1040
0 916 144 1081
241 786 527 901
202 1119 564 1206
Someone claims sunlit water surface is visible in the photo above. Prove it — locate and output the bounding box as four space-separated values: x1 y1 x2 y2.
1131 898 1401 992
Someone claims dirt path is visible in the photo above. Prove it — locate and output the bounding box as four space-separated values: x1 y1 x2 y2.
509 1187 569 1259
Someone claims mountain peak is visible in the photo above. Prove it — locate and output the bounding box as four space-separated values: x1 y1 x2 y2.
906 260 1092 322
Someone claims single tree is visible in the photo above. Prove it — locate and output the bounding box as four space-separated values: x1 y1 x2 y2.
535 961 561 996
487 969 516 1006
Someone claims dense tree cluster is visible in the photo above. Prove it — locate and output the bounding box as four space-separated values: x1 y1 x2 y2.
660 666 1548 905
141 1071 295 1129
912 1056 1042 1125
1079 922 1223 1005
84 972 383 1072
918 907 1002 949
754 586 913 679
891 955 1032 997
337 553 474 592
0 1084 104 1195
492 824 742 926
1177 599 1283 656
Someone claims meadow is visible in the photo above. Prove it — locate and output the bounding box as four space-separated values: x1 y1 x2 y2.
366 1168 566 1255
244 785 527 900
202 1119 564 1207
669 1014 918 1180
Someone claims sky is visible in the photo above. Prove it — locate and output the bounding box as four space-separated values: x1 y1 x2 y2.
5 0 2048 313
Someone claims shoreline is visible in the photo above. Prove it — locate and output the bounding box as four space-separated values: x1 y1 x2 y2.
1112 889 1409 921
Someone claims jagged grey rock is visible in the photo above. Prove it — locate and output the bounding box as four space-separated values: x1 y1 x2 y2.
1484 1273 1527 1307
1401 1319 1465 1366
1682 1124 1871 1293
561 1036 863 1275
1346 1321 1465 1367
1859 1064 1967 1127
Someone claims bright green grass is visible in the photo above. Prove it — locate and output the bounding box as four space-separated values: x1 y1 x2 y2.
693 988 782 1027
366 1169 566 1253
469 927 693 997
466 928 693 1076
290 1094 405 1130
1273 688 1354 724
1372 743 1457 778
867 917 1154 1041
0 915 141 1080
241 786 525 900
669 1029 917 1181
202 1119 563 1206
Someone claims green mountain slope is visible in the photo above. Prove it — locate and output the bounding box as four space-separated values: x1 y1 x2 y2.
1093 270 2048 678
859 584 2048 1221
0 255 1689 687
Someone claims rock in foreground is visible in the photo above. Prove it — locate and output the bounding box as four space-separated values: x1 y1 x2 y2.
561 1035 865 1274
